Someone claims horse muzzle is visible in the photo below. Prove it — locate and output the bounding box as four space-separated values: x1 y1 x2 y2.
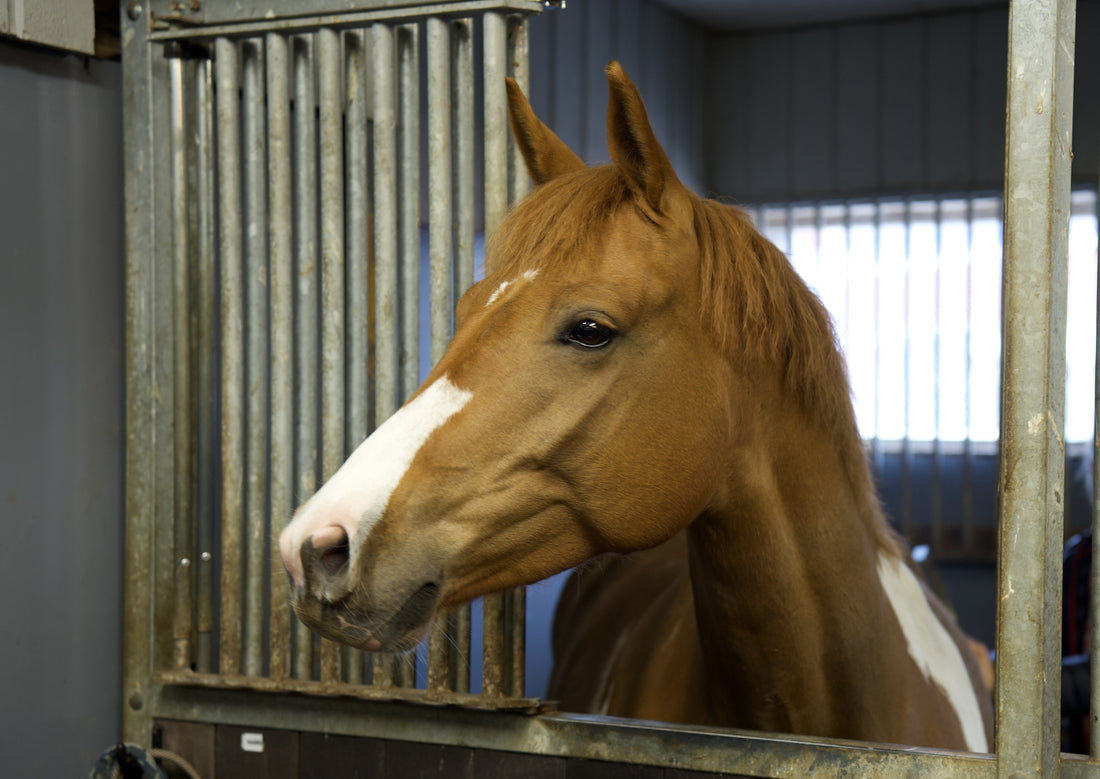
285 527 442 654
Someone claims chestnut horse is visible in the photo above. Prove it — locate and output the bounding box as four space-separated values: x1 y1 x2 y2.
279 62 993 752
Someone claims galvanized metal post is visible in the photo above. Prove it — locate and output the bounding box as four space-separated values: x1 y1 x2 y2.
169 56 195 673
242 38 270 680
371 20 400 688
344 27 370 687
481 10 508 698
266 30 293 682
292 31 319 682
318 25 345 684
215 35 245 677
121 0 159 745
996 0 1076 775
426 13 453 694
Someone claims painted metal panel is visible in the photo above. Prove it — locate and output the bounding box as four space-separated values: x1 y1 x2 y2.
833 22 879 196
790 27 834 197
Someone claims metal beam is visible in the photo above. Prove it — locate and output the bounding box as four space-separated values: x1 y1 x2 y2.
996 0 1076 776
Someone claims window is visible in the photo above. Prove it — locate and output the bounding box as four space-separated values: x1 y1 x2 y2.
747 191 1099 448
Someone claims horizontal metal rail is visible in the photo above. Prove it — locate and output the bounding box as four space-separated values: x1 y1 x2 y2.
152 682 1000 778
147 0 544 41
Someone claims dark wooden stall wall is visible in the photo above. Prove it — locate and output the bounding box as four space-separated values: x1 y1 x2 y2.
156 720 743 778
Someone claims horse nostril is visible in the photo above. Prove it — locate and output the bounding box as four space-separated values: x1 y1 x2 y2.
302 525 353 597
320 540 350 576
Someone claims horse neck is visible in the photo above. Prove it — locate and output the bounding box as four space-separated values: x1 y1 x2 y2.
685 375 898 734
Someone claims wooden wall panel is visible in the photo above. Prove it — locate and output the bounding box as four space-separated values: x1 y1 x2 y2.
215 726 299 779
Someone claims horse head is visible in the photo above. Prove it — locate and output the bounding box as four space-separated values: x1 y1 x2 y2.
278 63 734 653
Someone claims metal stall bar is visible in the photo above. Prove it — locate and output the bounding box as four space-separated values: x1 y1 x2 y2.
997 0 1076 775
451 15 475 694
215 36 245 677
1091 157 1100 762
318 25 346 684
395 23 420 689
371 20 400 687
481 9 508 698
344 27 370 687
169 55 194 673
292 31 319 681
122 0 163 744
194 57 217 676
266 30 293 682
425 13 454 694
505 13 529 699
242 38 270 680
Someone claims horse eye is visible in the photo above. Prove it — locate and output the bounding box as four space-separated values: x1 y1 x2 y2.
567 319 614 349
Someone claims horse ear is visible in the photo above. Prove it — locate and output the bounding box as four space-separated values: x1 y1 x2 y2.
605 61 680 215
506 78 585 185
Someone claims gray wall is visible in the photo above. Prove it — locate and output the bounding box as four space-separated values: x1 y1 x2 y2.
0 41 125 775
528 0 712 193
709 2 1100 203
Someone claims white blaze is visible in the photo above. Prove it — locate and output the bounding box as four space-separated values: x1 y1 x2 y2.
486 269 540 307
877 551 989 752
279 375 473 586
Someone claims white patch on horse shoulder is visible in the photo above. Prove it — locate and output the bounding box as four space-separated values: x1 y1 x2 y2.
485 269 540 307
280 376 472 585
877 551 988 752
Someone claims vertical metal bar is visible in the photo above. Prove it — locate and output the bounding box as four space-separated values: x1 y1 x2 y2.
1091 190 1100 761
194 57 217 675
344 27 369 687
931 198 944 554
266 31 293 682
372 21 399 687
506 13 528 698
481 10 509 698
318 26 345 684
962 197 976 555
122 2 158 741
242 38 269 679
395 22 420 691
398 23 420 402
901 200 913 542
215 36 245 676
428 17 453 368
453 19 475 295
483 12 508 240
292 32 319 681
169 56 194 672
451 18 474 691
996 0 1076 774
425 14 452 694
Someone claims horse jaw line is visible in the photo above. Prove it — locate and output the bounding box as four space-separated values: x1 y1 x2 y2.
486 269 540 307
279 375 474 587
876 551 988 752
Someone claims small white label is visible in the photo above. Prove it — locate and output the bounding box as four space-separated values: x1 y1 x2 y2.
240 732 264 753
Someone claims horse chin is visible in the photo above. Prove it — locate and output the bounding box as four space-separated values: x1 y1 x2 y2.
291 581 441 656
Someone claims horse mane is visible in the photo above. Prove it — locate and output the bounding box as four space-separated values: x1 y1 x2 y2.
490 165 895 551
